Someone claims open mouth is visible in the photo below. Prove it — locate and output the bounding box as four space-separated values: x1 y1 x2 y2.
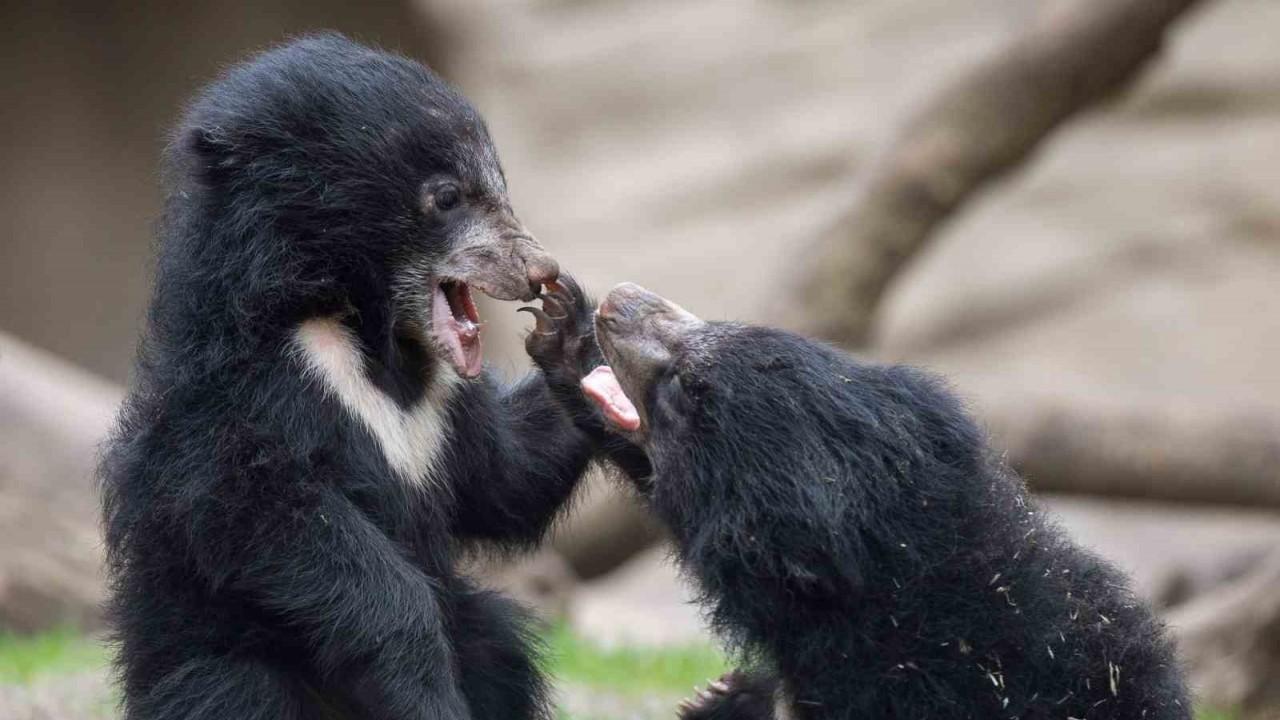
431 280 483 378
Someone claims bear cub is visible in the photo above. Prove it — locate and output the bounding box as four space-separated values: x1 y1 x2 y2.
576 282 1190 720
101 34 606 720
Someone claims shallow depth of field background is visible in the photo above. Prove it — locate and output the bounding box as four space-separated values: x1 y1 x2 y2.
1 1 1278 718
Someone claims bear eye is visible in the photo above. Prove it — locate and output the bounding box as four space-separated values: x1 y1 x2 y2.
653 371 691 421
434 184 461 211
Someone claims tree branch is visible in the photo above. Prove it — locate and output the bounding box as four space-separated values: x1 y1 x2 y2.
794 0 1207 345
987 400 1280 508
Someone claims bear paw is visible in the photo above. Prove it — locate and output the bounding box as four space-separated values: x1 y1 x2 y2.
521 274 598 391
676 671 778 720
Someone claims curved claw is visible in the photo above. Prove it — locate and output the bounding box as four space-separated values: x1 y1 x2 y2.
539 293 568 318
541 275 579 303
517 306 555 334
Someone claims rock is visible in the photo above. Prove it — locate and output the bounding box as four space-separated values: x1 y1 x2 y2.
1043 495 1280 609
1168 552 1280 715
551 472 666 580
464 547 579 622
571 545 709 648
0 333 120 632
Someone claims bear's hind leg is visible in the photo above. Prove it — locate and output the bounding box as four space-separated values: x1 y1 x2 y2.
124 655 319 720
452 588 550 720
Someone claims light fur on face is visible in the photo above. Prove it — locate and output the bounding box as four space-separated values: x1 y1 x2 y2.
435 214 551 302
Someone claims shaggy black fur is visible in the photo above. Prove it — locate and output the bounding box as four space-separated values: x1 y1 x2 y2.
100 35 601 720
582 284 1191 720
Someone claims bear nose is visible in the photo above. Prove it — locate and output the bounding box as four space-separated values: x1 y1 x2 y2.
504 221 558 298
524 252 560 297
599 282 663 322
599 283 705 341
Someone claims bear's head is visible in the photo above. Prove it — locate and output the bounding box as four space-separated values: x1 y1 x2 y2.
161 33 555 378
582 283 845 464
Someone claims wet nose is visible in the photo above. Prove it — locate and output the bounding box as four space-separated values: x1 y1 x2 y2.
525 253 560 295
599 282 666 321
599 283 706 337
512 230 559 297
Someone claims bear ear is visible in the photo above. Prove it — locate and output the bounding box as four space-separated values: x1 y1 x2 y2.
187 125 230 159
185 125 240 183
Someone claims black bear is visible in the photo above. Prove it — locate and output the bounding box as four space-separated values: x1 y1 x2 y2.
577 283 1191 720
100 34 601 720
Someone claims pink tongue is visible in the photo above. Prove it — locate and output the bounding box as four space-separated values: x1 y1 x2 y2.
450 320 482 378
581 366 641 431
431 286 483 378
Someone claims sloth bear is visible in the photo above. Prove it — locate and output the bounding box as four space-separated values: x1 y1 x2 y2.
100 35 602 720
576 283 1191 720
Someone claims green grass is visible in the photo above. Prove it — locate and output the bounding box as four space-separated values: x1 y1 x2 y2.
0 627 108 684
542 623 728 696
0 623 726 693
0 623 727 695
0 627 1242 720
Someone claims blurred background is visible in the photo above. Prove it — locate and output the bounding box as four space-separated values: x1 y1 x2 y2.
1 1 1278 718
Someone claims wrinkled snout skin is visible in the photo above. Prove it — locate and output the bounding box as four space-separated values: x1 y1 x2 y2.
594 282 703 424
439 207 559 302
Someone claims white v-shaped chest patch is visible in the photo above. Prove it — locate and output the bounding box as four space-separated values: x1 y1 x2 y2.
294 317 459 486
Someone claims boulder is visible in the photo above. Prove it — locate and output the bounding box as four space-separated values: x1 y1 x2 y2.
0 332 119 632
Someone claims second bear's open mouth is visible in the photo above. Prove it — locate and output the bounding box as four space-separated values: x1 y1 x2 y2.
432 280 483 379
